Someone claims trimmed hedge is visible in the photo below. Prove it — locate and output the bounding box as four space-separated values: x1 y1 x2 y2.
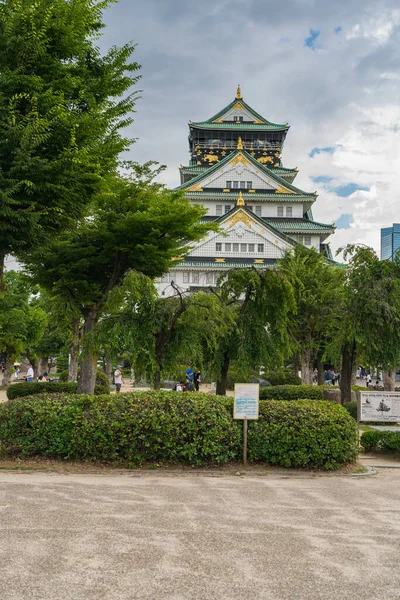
0 392 358 469
360 430 400 452
263 371 302 386
343 401 357 420
7 381 107 400
250 400 358 469
260 384 323 401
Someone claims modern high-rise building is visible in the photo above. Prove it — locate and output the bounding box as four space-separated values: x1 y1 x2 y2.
381 224 400 261
157 87 335 295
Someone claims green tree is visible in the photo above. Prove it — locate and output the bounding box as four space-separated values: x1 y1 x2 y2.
338 245 400 402
0 0 140 290
203 268 295 395
278 246 345 384
0 271 47 386
24 169 215 394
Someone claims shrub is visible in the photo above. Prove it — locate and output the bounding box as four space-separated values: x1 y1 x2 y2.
7 381 106 400
260 385 323 401
263 371 302 386
343 401 357 420
58 368 110 394
0 392 358 469
249 400 359 469
360 430 400 452
0 392 240 465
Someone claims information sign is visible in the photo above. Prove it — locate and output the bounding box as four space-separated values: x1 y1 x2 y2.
358 391 400 422
234 384 259 420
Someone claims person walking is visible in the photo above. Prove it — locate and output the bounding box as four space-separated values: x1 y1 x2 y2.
114 367 123 393
26 364 34 383
194 370 201 392
366 373 372 387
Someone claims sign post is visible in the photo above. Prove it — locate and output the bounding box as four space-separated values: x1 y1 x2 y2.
234 383 259 465
358 391 400 423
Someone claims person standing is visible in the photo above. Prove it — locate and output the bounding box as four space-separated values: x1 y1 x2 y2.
114 367 123 393
366 373 372 387
185 364 194 387
193 370 201 392
26 364 34 383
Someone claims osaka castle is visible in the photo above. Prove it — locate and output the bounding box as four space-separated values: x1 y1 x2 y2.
157 86 335 295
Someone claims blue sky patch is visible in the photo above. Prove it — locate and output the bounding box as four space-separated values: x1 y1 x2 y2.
304 29 320 50
335 213 354 229
334 26 342 34
309 146 335 158
311 175 333 184
331 183 369 197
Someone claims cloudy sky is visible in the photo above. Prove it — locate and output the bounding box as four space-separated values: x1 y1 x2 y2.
99 0 400 258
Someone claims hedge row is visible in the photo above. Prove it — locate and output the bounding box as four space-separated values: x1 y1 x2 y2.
6 381 108 400
263 371 302 386
0 392 358 469
260 384 323 401
360 430 400 452
343 401 357 420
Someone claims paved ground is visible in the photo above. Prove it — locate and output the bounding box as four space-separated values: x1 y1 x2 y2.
1 469 400 599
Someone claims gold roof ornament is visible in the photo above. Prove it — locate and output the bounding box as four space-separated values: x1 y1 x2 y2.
237 137 244 150
236 84 242 99
237 191 245 206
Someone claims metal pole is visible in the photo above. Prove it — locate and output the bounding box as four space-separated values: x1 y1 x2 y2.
243 418 248 465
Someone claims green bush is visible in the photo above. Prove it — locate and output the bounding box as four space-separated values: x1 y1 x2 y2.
0 392 358 469
260 384 323 401
58 368 110 394
360 430 400 452
343 401 357 420
249 400 359 469
7 381 106 400
263 371 302 386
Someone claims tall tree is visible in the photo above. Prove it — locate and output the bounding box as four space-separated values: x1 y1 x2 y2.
0 0 140 290
0 271 47 386
338 245 400 402
203 268 295 395
24 169 215 393
278 246 345 384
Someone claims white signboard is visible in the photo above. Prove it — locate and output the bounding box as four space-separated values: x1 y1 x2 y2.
358 391 400 422
234 384 259 420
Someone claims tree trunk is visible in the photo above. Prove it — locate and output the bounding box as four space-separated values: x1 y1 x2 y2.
216 352 230 396
1 353 13 389
340 341 356 404
37 356 49 377
0 254 5 295
68 317 80 382
383 369 396 391
154 365 162 391
317 360 325 386
77 311 98 395
301 349 313 385
293 354 300 378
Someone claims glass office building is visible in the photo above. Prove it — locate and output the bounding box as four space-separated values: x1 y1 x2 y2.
381 223 400 260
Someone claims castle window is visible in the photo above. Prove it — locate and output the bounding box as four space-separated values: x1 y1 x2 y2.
226 181 232 188
232 181 239 189
241 243 247 252
305 236 312 246
233 116 243 122
240 181 246 189
247 181 253 189
277 206 284 217
248 243 255 253
183 272 190 283
216 205 222 216
225 243 231 252
216 243 222 252
258 244 264 253
286 207 293 217
224 205 231 213
192 272 200 284
206 272 214 284
255 206 262 217
233 243 239 252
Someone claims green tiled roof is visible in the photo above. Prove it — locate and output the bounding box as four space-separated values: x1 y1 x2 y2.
193 97 288 130
190 192 312 201
176 149 315 197
267 220 333 232
190 122 288 131
173 262 275 269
